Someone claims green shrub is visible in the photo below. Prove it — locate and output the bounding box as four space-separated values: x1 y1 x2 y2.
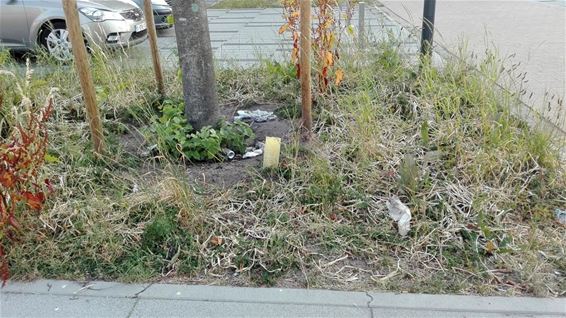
219 120 255 154
151 99 255 161
185 127 222 161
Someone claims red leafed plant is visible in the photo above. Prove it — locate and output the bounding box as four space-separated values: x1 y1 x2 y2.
279 0 300 74
279 0 353 93
0 82 54 285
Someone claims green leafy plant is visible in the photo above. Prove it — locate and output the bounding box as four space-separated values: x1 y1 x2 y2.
219 121 255 154
185 127 222 161
152 100 255 161
153 99 193 157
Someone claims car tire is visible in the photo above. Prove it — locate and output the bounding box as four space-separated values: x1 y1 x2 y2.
38 21 73 62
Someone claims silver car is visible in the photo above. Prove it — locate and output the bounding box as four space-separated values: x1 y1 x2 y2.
0 0 148 61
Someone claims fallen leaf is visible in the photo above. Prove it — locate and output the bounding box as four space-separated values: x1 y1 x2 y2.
325 51 334 66
335 69 344 85
346 24 355 36
278 24 289 34
210 236 223 246
0 171 14 188
291 47 299 62
485 240 497 254
21 191 45 211
44 179 54 192
44 153 59 164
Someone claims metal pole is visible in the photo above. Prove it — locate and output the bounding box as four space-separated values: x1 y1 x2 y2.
420 0 436 57
358 2 365 48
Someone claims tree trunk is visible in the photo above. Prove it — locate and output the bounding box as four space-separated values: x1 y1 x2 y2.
171 0 219 130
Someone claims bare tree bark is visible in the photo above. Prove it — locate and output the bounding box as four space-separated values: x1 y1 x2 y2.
171 0 219 130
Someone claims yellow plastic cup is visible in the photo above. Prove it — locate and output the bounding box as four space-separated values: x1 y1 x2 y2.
263 137 281 168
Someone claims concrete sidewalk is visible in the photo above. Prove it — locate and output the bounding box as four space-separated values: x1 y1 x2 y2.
1 280 564 317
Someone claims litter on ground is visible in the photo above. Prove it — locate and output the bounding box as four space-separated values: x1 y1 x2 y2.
234 110 277 122
386 196 412 237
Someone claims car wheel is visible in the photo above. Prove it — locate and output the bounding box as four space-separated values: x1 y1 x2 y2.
39 22 73 62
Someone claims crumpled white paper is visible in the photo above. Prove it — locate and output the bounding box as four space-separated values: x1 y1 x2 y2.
386 196 412 237
242 142 265 159
243 148 263 158
234 110 277 122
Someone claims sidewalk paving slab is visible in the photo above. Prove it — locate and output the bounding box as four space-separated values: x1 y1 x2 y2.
131 299 371 318
368 292 566 316
1 293 137 318
1 279 148 298
137 283 371 308
371 309 559 318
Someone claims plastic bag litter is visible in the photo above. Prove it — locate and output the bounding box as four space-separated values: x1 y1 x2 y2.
243 148 263 158
386 196 412 237
234 110 277 122
140 144 159 158
242 142 265 159
555 209 566 226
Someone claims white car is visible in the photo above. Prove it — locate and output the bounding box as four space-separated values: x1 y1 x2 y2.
0 0 148 61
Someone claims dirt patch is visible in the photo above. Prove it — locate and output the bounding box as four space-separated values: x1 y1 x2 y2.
120 103 294 188
187 103 293 188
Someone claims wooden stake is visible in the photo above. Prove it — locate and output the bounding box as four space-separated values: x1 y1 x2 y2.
143 0 165 96
300 0 312 138
62 0 104 155
358 2 366 48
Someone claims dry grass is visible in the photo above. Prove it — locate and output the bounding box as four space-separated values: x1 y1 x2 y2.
1 42 564 296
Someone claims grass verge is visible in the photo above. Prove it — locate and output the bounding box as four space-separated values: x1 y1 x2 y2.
1 43 564 297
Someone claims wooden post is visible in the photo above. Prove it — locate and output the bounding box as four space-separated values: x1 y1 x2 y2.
62 0 104 155
358 2 366 48
300 0 312 138
143 0 165 96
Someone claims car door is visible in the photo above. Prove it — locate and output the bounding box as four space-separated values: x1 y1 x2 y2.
0 0 30 48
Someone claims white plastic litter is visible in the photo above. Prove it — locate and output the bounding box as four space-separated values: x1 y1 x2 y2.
234 110 277 122
140 144 158 158
243 148 263 158
242 142 265 159
555 209 566 226
386 196 412 237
